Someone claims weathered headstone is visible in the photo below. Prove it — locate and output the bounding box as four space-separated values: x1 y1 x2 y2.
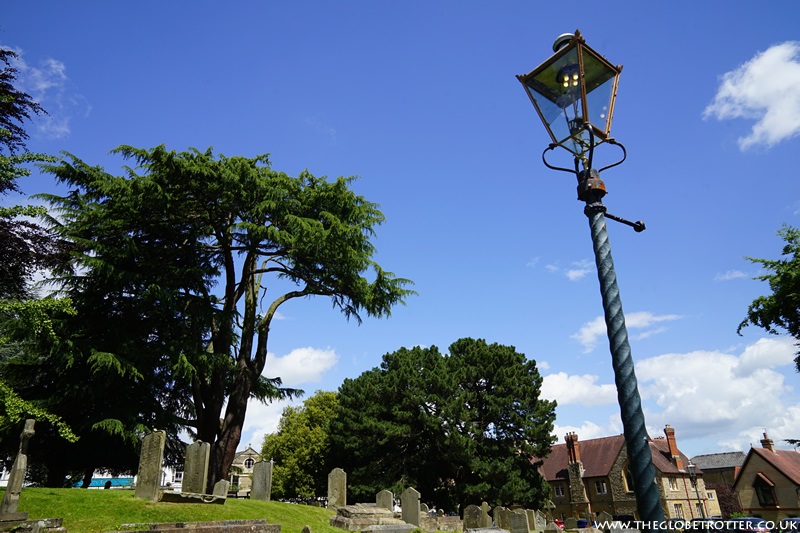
252 460 274 501
135 430 166 501
564 518 578 530
0 419 34 515
182 441 211 494
534 510 547 531
420 503 429 514
544 522 562 533
478 503 492 528
376 490 393 511
212 479 230 497
510 510 530 533
328 468 347 509
400 487 421 526
464 505 482 529
494 506 511 530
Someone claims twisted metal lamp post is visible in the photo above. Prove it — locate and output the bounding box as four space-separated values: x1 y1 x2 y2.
516 30 665 523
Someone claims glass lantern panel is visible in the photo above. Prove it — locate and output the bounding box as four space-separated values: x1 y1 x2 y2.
523 47 587 148
581 51 618 135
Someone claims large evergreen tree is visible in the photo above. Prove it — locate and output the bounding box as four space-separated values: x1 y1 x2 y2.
330 338 556 514
34 145 413 487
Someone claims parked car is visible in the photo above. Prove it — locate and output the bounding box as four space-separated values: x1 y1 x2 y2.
777 518 800 533
554 519 565 530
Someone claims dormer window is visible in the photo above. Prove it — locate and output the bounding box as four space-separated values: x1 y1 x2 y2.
753 472 776 506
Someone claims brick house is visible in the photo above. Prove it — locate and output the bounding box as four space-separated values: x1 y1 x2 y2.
540 425 720 520
734 432 800 521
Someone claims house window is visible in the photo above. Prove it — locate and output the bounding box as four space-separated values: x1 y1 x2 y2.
707 492 715 500
695 503 703 516
554 484 565 498
673 503 684 519
753 473 777 506
173 471 183 483
595 480 608 495
244 458 255 469
623 467 635 493
668 477 678 491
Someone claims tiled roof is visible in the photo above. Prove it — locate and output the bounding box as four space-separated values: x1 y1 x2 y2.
649 438 695 475
750 448 800 486
540 434 696 482
690 452 746 470
540 434 626 481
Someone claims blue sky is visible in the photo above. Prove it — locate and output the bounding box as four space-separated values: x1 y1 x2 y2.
4 2 800 460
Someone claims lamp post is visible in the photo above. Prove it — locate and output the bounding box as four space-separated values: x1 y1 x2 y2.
516 30 664 523
687 462 706 519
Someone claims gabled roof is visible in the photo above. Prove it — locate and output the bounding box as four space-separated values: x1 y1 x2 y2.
541 434 626 481
690 452 746 470
744 447 800 486
234 446 260 459
540 434 695 482
648 438 695 475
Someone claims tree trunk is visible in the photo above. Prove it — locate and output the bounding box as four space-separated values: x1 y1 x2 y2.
80 467 94 488
206 366 253 488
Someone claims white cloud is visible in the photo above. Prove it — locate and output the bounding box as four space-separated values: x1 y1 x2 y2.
714 270 748 282
264 346 339 386
635 337 796 450
571 311 682 353
1 45 84 139
565 260 593 282
546 336 800 456
704 41 800 150
542 371 617 406
240 345 340 449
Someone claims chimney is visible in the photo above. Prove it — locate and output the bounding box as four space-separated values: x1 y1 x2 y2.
761 432 776 453
566 432 581 463
664 425 684 470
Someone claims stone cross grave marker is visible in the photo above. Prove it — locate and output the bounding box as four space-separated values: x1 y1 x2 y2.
135 430 166 501
328 468 347 509
182 441 211 494
0 419 34 515
401 487 421 526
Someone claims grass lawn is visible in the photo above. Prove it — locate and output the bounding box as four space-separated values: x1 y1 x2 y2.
6 488 343 533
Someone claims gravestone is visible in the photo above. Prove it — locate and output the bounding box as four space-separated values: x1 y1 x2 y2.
494 506 511 530
534 510 547 531
544 522 562 533
252 460 274 501
510 510 530 533
463 505 482 530
213 479 231 497
564 518 578 530
0 419 34 515
401 487 421 526
420 503 429 514
328 468 347 509
376 490 393 511
182 441 211 494
135 430 166 501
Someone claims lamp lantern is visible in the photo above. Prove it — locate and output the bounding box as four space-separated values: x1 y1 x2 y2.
687 462 697 485
516 30 622 164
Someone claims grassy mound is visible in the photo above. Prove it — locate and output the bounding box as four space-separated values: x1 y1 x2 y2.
11 488 341 533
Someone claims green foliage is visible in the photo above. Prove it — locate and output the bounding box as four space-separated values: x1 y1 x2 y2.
739 225 800 370
262 391 338 499
330 338 557 513
32 144 413 485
